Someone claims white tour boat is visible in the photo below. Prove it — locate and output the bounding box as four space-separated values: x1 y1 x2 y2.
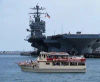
18 52 86 72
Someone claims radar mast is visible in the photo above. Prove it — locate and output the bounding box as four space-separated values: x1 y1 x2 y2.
29 4 46 38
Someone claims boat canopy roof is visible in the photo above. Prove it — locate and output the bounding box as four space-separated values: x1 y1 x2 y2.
40 52 69 56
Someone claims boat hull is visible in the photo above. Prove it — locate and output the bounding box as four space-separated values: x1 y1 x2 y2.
19 66 86 73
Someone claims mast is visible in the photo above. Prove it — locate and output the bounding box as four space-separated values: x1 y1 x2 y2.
29 4 46 38
30 4 45 21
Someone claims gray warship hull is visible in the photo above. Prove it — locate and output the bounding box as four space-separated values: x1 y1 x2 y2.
28 34 100 55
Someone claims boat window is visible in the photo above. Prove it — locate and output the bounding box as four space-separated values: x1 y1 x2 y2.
55 56 58 58
52 62 60 66
44 55 45 58
52 62 55 65
70 62 77 66
61 62 69 66
51 55 53 58
48 56 49 58
48 56 51 58
61 56 65 58
78 62 85 66
65 62 69 65
46 62 50 65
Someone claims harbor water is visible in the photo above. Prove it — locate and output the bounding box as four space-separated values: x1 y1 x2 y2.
0 55 100 82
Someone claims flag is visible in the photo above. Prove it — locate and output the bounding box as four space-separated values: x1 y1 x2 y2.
46 13 50 18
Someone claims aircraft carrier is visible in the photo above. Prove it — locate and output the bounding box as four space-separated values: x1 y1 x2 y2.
26 5 100 55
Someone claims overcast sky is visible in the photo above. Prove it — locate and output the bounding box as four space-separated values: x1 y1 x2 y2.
0 0 100 51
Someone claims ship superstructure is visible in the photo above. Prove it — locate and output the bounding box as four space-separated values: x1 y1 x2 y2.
29 5 45 38
27 5 100 55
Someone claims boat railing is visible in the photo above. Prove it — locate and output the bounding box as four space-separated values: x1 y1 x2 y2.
47 57 86 62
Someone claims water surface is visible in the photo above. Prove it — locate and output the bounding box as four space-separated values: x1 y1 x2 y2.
0 55 100 82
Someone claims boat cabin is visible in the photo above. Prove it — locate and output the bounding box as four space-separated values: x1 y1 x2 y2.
39 52 69 60
38 52 86 68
